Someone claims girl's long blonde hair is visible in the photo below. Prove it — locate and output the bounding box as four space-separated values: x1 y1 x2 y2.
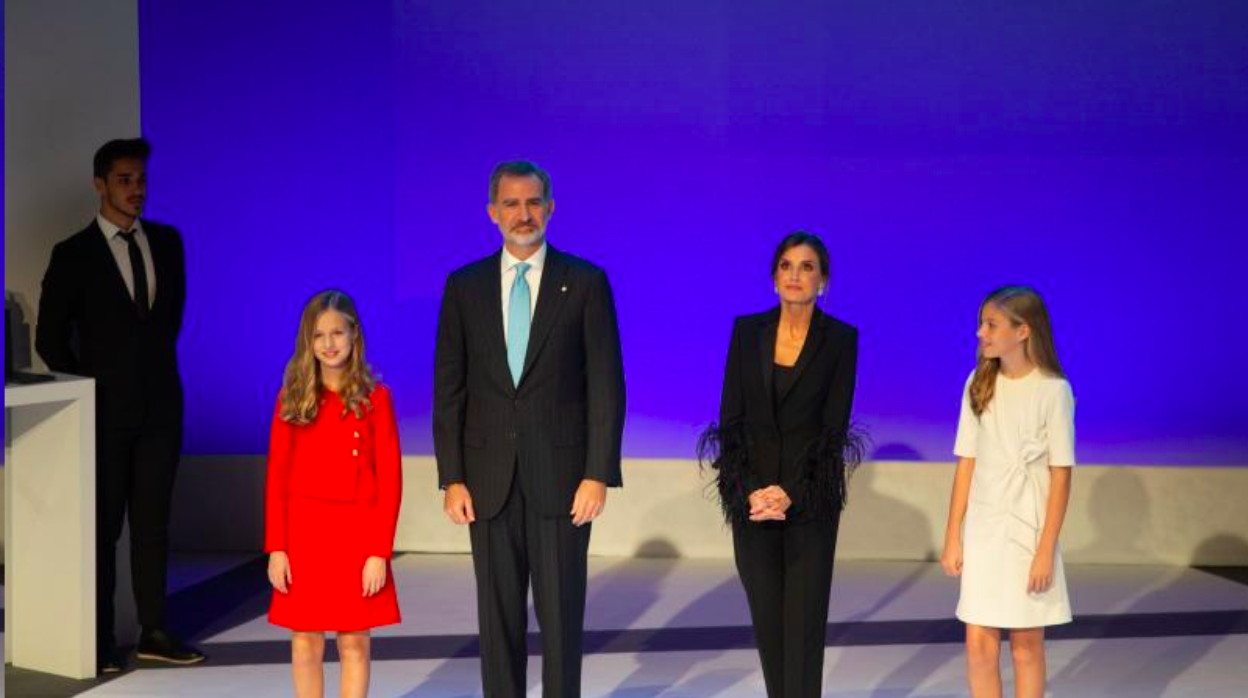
970 286 1064 416
279 290 377 425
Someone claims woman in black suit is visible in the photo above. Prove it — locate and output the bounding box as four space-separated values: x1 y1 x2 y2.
700 231 863 698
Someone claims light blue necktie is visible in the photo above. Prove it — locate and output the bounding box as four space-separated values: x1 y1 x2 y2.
507 262 532 386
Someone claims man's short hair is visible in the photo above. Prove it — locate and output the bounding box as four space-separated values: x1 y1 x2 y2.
489 160 551 203
93 138 152 179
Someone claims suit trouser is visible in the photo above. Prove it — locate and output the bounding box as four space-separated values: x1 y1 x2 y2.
469 476 591 698
733 512 841 698
96 421 181 651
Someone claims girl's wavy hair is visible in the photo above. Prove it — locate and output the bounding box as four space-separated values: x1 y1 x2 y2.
279 290 377 425
970 285 1064 416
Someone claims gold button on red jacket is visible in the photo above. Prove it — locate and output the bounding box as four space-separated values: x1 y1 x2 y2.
264 385 402 559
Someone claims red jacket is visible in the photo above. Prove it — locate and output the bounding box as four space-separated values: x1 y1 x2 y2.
265 384 402 558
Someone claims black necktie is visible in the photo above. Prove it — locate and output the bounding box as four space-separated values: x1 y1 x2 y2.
119 230 149 320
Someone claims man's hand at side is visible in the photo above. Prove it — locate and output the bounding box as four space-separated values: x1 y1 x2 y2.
444 483 476 525
570 479 607 526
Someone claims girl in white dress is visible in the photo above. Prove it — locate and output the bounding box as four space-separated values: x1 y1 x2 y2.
941 286 1075 698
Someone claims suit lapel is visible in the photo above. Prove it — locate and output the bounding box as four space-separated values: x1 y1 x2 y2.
519 247 570 385
144 222 164 311
757 309 780 425
780 308 827 407
476 251 514 395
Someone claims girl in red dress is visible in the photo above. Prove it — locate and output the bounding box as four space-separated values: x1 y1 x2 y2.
265 290 402 698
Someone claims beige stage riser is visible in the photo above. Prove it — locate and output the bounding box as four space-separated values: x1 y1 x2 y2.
168 456 1248 567
5 377 98 679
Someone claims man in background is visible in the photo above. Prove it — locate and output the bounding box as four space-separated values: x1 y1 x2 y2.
37 138 204 674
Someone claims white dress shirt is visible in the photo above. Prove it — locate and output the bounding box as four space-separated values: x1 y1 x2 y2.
97 213 157 306
500 243 546 343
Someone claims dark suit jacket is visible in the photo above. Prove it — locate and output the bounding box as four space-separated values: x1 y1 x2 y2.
718 306 858 516
36 219 186 430
433 245 626 520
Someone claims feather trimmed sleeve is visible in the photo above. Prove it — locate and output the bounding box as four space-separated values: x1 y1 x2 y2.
697 420 758 524
783 326 866 520
699 318 762 523
784 424 868 521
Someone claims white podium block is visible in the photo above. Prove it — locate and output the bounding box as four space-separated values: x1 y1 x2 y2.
5 374 96 679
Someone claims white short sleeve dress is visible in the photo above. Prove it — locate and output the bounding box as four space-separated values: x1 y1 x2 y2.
954 368 1075 628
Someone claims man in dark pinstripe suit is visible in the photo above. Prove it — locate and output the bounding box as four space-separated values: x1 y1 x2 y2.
433 160 626 698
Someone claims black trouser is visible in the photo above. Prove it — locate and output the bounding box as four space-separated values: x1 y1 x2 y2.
96 422 181 652
468 477 591 698
733 512 841 698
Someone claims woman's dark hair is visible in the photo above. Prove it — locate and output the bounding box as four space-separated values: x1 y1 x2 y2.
770 231 830 279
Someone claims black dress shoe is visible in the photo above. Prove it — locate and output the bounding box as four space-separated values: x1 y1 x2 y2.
98 647 127 675
135 629 206 665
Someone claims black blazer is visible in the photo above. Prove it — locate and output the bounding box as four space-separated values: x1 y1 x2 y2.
35 220 186 430
714 306 858 520
433 246 626 520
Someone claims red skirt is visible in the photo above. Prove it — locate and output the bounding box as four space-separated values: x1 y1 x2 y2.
269 494 401 631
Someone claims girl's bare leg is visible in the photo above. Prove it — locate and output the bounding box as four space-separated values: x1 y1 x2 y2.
1009 627 1046 698
292 631 326 698
338 630 372 698
966 623 1004 698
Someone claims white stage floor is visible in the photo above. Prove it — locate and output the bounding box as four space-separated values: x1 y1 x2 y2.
6 553 1248 697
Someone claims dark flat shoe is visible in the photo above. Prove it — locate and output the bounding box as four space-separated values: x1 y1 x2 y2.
98 647 127 675
135 629 206 665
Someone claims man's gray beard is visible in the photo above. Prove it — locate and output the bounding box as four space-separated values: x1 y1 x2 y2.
506 230 544 247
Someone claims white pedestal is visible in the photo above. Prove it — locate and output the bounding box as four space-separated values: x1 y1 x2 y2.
5 374 96 679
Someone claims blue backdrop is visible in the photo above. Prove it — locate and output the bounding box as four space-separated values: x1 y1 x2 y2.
137 1 1248 465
